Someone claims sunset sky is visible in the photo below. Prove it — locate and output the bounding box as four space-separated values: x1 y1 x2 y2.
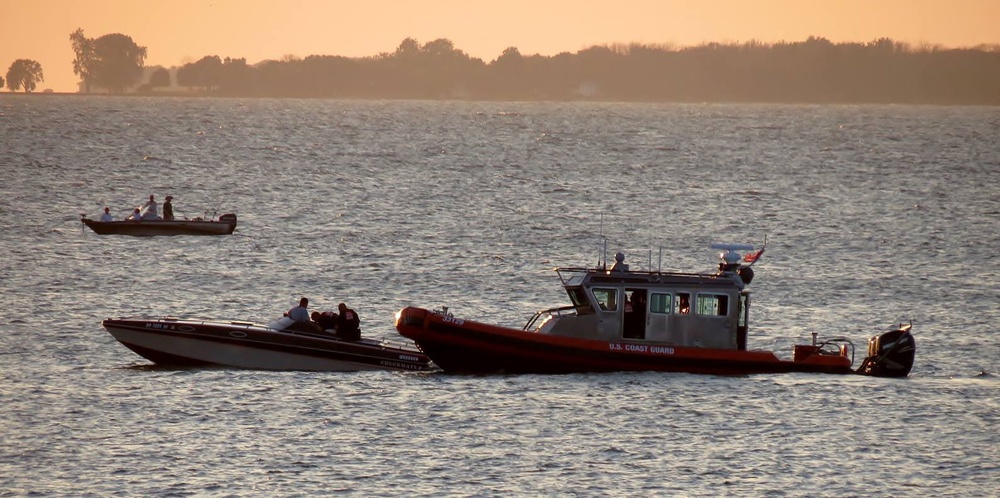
2 0 999 93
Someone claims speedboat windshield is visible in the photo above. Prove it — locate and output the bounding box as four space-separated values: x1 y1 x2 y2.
266 316 297 331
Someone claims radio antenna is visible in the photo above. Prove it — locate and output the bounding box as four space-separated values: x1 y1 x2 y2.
597 213 605 269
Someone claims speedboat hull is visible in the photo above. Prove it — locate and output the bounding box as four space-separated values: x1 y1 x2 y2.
104 317 433 372
396 307 912 376
83 214 237 236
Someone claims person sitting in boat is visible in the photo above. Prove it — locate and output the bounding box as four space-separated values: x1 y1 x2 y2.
336 303 361 341
311 311 338 332
286 297 311 323
162 196 174 221
140 195 159 220
100 207 114 222
128 208 142 221
283 297 325 333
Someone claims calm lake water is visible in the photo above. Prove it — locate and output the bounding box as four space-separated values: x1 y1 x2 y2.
1 95 998 496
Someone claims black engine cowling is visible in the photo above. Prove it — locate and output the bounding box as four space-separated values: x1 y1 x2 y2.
856 325 916 377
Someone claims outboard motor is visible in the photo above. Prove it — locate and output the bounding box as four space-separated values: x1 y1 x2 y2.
856 324 916 377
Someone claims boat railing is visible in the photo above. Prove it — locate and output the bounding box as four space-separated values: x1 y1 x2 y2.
808 336 858 367
272 322 421 351
523 305 582 331
373 337 425 352
555 267 726 285
160 316 259 328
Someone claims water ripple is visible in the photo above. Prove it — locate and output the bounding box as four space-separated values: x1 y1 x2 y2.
0 97 997 496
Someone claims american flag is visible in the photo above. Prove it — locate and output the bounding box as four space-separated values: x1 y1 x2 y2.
743 247 765 263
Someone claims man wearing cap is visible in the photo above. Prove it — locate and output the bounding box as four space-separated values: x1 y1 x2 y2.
163 195 174 221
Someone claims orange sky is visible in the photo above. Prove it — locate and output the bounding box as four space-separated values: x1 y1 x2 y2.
2 0 999 93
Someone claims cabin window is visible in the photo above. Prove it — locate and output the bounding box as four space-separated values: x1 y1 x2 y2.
593 288 618 311
676 293 691 314
696 294 729 316
650 293 672 314
567 287 595 315
738 293 748 327
567 287 588 307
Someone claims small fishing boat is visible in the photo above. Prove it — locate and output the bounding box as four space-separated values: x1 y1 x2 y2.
395 243 916 377
103 316 433 372
81 213 238 236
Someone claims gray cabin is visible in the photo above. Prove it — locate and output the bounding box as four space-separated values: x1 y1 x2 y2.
525 246 755 350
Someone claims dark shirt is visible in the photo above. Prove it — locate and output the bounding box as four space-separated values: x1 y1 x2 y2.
337 308 361 340
163 201 174 220
316 312 338 331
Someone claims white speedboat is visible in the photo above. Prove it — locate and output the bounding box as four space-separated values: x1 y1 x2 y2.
104 316 433 372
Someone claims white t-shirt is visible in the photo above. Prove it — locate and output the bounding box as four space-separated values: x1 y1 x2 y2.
142 200 158 218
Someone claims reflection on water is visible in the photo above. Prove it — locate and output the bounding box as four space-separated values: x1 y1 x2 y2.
0 96 998 496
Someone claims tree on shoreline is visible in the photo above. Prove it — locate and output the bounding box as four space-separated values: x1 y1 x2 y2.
5 59 44 92
70 29 147 93
70 28 96 93
148 66 171 88
177 55 223 90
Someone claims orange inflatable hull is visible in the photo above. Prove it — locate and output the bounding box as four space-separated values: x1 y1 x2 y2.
396 307 854 375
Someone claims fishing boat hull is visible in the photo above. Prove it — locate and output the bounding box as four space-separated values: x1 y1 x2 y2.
395 307 913 376
82 214 237 236
104 317 433 372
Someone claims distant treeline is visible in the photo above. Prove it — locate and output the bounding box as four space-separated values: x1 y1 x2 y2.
166 37 1000 104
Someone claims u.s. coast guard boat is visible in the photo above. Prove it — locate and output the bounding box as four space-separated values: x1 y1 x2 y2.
395 243 915 377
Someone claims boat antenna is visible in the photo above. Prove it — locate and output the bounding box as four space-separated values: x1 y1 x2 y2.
602 237 608 270
597 213 606 269
646 211 653 272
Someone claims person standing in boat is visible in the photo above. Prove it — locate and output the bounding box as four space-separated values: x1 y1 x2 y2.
162 196 174 221
336 303 361 341
100 207 114 222
286 297 311 323
140 195 158 220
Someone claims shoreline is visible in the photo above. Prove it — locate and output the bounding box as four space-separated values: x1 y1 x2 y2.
2 91 998 106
